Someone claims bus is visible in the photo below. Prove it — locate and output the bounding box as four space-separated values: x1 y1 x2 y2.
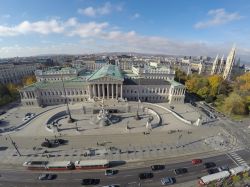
230 165 249 176
46 161 75 170
198 171 230 186
23 161 48 170
74 160 110 169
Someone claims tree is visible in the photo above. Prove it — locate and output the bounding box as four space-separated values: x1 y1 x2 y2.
197 87 209 98
223 92 249 115
208 75 223 96
0 83 10 97
236 72 250 92
22 75 37 86
174 68 187 84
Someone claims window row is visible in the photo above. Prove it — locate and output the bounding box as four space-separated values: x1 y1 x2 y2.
41 90 87 96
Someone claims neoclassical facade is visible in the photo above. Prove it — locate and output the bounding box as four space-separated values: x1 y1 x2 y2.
19 64 186 107
0 63 36 84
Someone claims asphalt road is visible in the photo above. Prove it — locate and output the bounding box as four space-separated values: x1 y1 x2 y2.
1 149 250 187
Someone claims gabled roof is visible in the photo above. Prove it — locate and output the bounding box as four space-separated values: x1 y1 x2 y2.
87 64 124 81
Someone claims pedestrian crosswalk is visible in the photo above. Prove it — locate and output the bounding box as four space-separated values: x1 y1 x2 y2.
228 152 249 167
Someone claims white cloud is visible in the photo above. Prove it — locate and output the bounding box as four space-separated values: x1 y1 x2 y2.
78 2 122 17
69 22 109 37
1 16 250 61
194 8 243 29
131 13 140 19
0 18 77 36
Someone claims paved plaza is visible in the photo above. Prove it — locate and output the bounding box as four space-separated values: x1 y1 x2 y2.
0 101 242 170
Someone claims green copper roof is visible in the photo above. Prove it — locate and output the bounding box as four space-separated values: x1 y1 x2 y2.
87 64 124 81
169 80 185 87
21 78 87 91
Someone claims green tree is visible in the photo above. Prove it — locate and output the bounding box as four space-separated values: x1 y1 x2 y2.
174 68 187 84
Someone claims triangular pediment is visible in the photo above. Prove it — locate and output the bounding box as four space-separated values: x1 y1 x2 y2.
88 75 122 82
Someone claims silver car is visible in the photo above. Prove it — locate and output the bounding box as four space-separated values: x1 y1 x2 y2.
161 177 174 185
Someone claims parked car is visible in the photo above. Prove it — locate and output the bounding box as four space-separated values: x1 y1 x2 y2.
102 185 120 187
138 173 154 180
161 177 175 185
174 168 188 175
105 169 118 176
192 159 202 165
207 168 220 174
0 111 6 115
81 178 100 185
203 162 216 169
151 165 165 171
38 173 57 180
218 165 229 171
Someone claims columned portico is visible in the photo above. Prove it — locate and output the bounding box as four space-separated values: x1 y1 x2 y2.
88 83 123 100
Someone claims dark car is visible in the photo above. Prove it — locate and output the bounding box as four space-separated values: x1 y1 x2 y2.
207 168 220 174
138 173 154 180
41 139 68 148
38 173 57 180
151 165 165 171
81 178 100 185
204 162 216 169
0 111 6 115
174 168 188 175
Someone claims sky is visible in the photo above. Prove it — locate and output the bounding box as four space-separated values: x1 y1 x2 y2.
0 0 250 62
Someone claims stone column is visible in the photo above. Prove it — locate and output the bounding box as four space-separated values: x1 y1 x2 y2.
116 84 119 99
102 84 105 99
98 84 100 98
120 84 123 99
88 85 92 99
107 84 109 99
112 84 114 99
92 84 96 97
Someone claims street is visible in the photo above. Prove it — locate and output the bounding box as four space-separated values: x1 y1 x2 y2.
1 149 250 187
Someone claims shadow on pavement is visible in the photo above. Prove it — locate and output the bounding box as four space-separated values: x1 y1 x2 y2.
109 160 126 167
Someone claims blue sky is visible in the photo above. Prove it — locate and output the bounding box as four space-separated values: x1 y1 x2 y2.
0 0 250 61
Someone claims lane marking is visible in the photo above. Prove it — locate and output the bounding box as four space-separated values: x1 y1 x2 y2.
143 179 153 183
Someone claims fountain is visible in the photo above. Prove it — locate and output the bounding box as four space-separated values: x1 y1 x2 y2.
96 99 120 127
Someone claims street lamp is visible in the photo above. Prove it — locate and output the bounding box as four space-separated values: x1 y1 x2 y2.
8 135 21 156
61 74 75 123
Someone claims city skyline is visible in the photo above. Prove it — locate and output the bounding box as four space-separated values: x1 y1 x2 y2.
0 0 250 62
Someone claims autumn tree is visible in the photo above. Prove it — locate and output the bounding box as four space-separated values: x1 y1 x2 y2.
208 75 223 96
236 72 250 92
22 75 37 86
223 92 249 115
185 74 210 98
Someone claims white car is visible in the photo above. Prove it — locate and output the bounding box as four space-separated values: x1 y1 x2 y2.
161 177 174 185
22 116 31 122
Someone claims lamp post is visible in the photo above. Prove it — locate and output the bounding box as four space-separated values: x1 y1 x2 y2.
8 135 21 156
61 74 74 123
